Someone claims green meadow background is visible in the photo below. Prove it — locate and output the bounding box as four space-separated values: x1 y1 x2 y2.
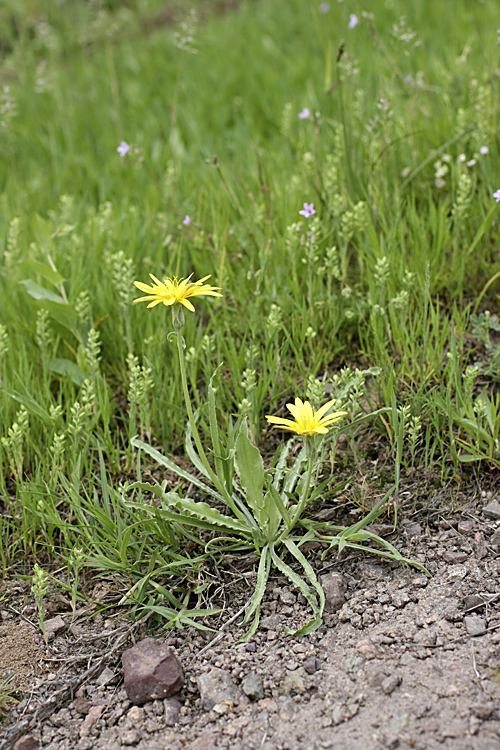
0 0 499 579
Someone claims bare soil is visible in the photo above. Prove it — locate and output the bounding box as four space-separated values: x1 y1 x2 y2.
1 476 500 750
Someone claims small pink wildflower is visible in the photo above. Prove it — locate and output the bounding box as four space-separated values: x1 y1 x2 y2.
298 108 311 120
348 13 359 29
182 215 191 226
466 159 476 167
117 141 130 157
493 189 500 203
480 146 489 155
299 203 316 218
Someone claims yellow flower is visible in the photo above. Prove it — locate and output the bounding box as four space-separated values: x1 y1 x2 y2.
133 274 222 312
266 398 346 437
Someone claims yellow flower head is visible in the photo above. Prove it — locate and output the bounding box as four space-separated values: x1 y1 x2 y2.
266 398 346 437
133 274 222 312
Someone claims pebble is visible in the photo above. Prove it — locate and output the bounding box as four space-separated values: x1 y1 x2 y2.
197 668 240 710
491 528 500 545
464 616 487 636
463 595 485 611
44 615 66 635
442 551 468 564
381 673 402 695
121 638 184 705
321 572 347 613
241 672 264 701
483 501 500 520
281 668 306 696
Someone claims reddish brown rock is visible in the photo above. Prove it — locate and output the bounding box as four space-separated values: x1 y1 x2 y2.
121 637 184 705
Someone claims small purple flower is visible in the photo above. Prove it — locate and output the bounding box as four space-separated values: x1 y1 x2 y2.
319 3 330 12
493 189 500 203
298 107 311 120
299 203 316 218
117 141 130 157
466 159 476 167
348 13 359 29
480 146 489 155
182 215 191 226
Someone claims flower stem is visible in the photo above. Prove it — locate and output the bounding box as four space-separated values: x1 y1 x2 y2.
276 439 316 544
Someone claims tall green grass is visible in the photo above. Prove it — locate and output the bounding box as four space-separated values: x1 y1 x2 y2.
0 0 499 585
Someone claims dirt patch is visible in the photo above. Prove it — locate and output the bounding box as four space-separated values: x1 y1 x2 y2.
1 483 500 750
0 621 42 691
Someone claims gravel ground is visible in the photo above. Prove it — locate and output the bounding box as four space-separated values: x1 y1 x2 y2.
2 490 500 750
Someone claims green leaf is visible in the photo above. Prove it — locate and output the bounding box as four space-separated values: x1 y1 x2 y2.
239 545 271 641
131 438 227 506
19 279 67 305
263 489 280 541
129 482 252 536
235 421 266 530
269 543 321 636
185 418 211 480
208 366 226 490
49 358 86 386
19 259 65 286
31 213 53 251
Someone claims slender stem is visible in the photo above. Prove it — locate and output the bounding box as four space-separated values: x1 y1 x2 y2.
175 329 246 519
276 440 315 544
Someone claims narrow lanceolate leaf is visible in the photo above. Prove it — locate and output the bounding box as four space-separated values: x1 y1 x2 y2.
185 418 211 480
128 481 251 536
131 438 226 506
234 421 266 531
283 538 325 615
239 545 271 642
269 544 321 636
208 367 226 491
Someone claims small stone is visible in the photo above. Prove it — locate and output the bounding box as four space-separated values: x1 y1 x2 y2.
463 595 485 611
281 668 306 696
279 590 296 605
464 616 487 636
79 705 105 737
321 573 346 613
483 501 500 520
13 737 38 750
404 522 422 537
120 729 140 745
164 697 181 726
73 697 91 714
260 614 279 630
121 638 184 705
245 641 257 653
127 706 144 724
197 668 240 710
331 703 346 725
442 551 468 564
381 673 402 695
303 656 318 675
242 672 264 701
212 701 231 714
355 638 382 659
458 519 474 534
491 529 500 545
412 576 429 588
96 666 115 686
44 615 66 635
